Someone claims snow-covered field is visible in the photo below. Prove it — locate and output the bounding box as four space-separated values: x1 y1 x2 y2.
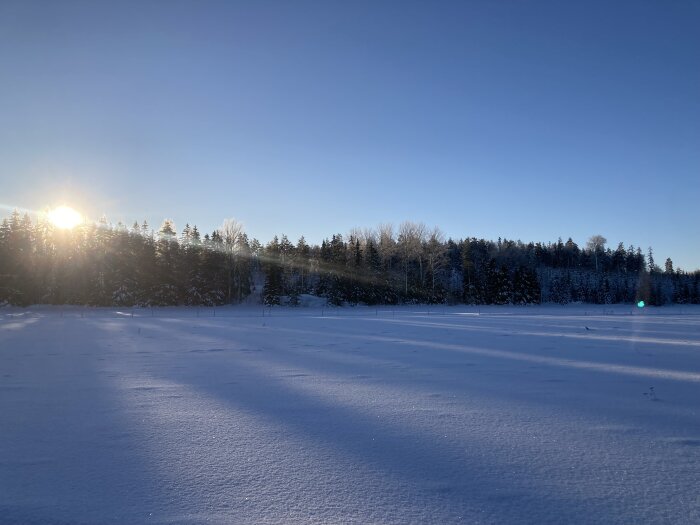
2 305 700 524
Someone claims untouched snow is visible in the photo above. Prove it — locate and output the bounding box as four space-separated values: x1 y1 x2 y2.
1 305 700 524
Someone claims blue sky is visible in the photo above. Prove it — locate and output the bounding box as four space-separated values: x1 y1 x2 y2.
1 1 698 270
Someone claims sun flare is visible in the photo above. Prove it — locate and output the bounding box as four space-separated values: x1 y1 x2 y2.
48 206 83 230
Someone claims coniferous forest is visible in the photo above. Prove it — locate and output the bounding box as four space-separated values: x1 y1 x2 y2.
1 210 698 307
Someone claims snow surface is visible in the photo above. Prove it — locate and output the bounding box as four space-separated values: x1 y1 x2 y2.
2 304 700 524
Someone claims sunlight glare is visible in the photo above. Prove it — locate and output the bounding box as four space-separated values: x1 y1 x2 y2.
48 206 83 229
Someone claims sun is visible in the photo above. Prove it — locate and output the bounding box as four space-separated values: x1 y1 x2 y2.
48 206 83 230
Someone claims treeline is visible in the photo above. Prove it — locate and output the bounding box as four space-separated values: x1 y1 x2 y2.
259 225 699 306
1 211 699 307
0 211 253 306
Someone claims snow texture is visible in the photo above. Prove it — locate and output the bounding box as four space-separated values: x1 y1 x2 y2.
2 304 700 524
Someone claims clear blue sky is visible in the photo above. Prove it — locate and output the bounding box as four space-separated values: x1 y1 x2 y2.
1 1 698 270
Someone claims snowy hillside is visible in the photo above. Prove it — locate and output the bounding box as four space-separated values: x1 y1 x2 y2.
2 305 700 524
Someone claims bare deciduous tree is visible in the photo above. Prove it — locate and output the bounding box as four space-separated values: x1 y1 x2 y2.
219 218 245 302
425 226 445 297
586 235 607 272
397 221 427 294
377 223 395 272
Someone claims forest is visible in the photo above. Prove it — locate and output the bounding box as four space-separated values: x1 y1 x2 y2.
1 210 698 307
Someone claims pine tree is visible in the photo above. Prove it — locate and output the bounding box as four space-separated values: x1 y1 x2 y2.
233 233 253 302
279 234 294 297
262 236 282 305
513 266 540 304
154 219 180 304
295 236 311 294
200 232 228 305
362 238 383 304
664 258 674 274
